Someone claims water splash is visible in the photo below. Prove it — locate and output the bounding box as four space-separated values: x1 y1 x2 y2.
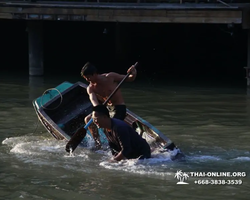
3 135 249 179
231 157 250 161
2 135 89 171
99 149 175 178
69 148 74 157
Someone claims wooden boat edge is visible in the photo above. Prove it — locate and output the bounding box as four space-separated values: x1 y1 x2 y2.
32 81 184 159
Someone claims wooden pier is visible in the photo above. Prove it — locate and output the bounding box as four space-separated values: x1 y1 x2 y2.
0 1 248 25
1 0 250 82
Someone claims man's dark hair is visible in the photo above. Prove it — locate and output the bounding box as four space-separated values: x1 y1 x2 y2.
92 105 110 118
81 62 98 76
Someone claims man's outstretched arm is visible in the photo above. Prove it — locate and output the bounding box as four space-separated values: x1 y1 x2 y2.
108 64 137 82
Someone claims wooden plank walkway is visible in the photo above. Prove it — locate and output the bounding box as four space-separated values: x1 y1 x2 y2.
0 1 247 24
0 1 243 9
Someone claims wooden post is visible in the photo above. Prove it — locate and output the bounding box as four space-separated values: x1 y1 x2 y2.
247 29 250 87
29 76 44 101
27 21 44 76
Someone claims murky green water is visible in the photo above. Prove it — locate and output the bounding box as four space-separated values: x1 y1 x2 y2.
1 74 249 200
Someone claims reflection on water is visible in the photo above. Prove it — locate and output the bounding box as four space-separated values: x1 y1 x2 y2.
28 76 44 101
1 75 250 200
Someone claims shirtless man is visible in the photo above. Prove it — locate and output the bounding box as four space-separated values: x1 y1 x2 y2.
80 62 137 148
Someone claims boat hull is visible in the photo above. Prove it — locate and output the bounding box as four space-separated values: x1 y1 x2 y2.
32 81 184 160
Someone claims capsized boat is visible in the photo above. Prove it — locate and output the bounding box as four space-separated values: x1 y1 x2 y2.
32 81 184 160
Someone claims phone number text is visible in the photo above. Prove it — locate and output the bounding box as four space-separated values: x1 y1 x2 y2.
194 179 243 185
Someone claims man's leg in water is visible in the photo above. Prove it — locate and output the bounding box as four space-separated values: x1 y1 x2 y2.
85 114 101 149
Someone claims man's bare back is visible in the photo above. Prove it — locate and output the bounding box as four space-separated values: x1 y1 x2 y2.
88 73 125 106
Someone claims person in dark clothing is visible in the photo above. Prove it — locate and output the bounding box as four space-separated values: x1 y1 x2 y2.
80 62 137 148
92 105 151 161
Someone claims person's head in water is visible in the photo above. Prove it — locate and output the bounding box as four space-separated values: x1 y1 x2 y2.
81 62 98 83
92 105 110 129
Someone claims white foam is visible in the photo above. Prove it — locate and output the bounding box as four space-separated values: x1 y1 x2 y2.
99 149 174 178
189 155 222 161
2 135 90 168
100 159 173 178
232 157 250 161
2 136 176 177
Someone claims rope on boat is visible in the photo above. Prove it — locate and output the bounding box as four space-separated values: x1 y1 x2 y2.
33 88 63 135
40 88 63 110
